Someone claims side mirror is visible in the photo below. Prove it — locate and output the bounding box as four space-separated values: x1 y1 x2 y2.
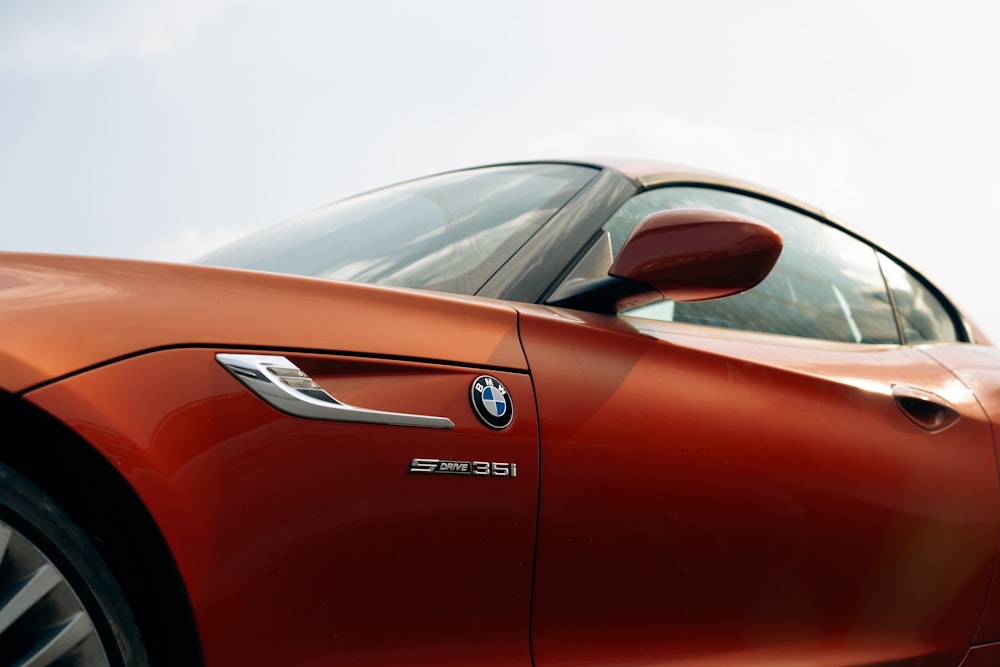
548 208 782 313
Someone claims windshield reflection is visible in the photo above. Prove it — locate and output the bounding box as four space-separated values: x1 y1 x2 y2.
199 164 597 295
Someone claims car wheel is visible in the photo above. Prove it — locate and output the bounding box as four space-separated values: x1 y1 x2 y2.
0 462 148 666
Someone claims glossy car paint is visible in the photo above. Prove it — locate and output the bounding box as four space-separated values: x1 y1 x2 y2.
1 254 536 666
26 350 539 667
959 642 1000 667
917 344 1000 645
0 254 526 393
609 208 783 302
522 306 998 666
3 160 1000 666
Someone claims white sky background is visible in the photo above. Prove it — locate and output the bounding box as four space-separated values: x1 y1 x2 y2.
2 1 999 337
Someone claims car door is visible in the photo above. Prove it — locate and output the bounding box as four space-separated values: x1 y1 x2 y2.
523 187 999 666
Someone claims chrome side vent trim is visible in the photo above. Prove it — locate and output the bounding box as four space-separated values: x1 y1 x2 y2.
216 354 455 429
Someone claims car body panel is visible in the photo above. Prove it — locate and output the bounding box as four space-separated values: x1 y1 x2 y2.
959 642 1000 666
520 306 997 666
25 347 539 667
918 344 1000 645
3 160 998 667
0 253 527 393
602 157 829 219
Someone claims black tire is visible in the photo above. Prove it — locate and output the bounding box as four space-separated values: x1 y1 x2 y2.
0 462 148 666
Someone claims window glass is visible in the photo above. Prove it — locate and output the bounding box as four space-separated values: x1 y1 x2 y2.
199 164 597 295
598 187 900 344
878 253 958 344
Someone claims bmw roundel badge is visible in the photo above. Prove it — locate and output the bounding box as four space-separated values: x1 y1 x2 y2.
470 375 513 429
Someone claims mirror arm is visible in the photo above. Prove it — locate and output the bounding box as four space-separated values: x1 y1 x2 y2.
545 276 660 314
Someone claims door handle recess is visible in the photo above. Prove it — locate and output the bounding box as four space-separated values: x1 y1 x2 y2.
216 354 455 429
891 384 960 433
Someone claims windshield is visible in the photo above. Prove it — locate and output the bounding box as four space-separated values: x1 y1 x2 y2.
198 163 597 295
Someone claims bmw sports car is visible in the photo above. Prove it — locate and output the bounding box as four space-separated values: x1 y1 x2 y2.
4 159 1000 667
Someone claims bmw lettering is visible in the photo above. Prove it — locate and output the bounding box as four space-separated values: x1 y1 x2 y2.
471 375 514 429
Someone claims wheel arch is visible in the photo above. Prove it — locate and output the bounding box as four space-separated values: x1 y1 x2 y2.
0 390 204 666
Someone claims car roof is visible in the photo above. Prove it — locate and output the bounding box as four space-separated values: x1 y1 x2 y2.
569 157 829 221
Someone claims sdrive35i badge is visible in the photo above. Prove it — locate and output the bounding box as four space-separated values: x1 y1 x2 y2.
470 375 513 429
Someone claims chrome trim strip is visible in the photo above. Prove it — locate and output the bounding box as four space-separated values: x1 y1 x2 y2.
216 354 455 429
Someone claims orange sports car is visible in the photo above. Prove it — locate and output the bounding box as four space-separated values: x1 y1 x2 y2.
3 160 1000 666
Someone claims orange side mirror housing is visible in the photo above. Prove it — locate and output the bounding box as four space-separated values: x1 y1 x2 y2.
549 209 782 313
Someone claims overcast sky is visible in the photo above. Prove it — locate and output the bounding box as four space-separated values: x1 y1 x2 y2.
2 1 999 337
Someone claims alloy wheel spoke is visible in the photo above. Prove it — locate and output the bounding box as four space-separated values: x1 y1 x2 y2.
0 525 10 563
0 520 110 667
14 612 93 667
0 565 59 635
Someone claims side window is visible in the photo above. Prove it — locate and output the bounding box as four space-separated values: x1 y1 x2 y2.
579 187 902 344
878 253 958 344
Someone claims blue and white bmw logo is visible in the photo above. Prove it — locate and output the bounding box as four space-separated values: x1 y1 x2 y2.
470 375 513 429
